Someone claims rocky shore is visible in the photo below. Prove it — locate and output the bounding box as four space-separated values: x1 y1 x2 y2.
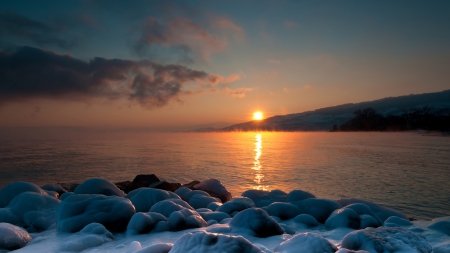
0 175 449 252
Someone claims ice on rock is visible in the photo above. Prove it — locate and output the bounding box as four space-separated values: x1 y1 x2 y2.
149 199 193 218
325 207 361 229
134 243 173 253
0 223 32 251
241 189 288 207
292 198 342 223
41 184 67 195
344 203 382 224
341 227 432 253
168 208 207 231
359 214 380 229
207 202 222 211
336 249 369 253
188 194 221 209
128 241 142 252
44 190 59 199
174 187 191 198
1 192 60 231
216 197 255 214
181 190 210 202
428 216 450 236
0 181 48 208
287 189 316 202
60 192 75 201
74 178 125 197
279 223 296 235
60 223 113 252
169 231 264 253
337 198 408 222
434 242 450 253
293 214 320 227
126 212 167 235
198 210 230 223
125 188 180 212
384 216 413 227
274 232 338 253
57 194 135 233
267 202 301 220
193 179 232 203
230 208 284 237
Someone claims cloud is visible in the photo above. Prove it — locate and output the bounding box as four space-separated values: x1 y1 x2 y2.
0 46 245 108
220 87 252 98
134 16 244 61
0 11 78 49
207 74 241 86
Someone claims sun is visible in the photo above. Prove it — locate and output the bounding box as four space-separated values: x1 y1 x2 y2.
253 111 263 120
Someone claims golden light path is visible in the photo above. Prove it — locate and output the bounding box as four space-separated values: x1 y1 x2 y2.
251 134 267 190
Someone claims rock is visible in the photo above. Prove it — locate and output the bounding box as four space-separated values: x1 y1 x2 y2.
344 203 382 224
168 209 207 231
337 198 408 222
242 189 288 207
216 197 255 214
182 180 200 189
0 222 32 251
189 195 221 209
58 183 79 192
292 198 342 223
267 202 301 220
133 174 160 187
341 227 432 253
125 188 180 212
169 231 264 253
74 178 125 197
149 181 181 192
287 189 316 202
274 232 338 253
230 208 284 238
428 216 450 236
197 211 230 223
325 207 361 229
115 181 132 193
384 216 413 227
0 181 48 208
149 199 194 218
57 194 135 233
193 179 232 203
359 214 380 229
126 212 167 235
293 214 320 227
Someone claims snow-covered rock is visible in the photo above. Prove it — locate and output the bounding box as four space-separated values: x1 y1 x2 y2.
287 189 316 202
325 207 361 229
125 188 180 212
149 199 193 218
168 208 207 231
216 197 255 214
188 194 221 209
384 216 413 227
134 243 173 253
428 216 450 236
41 184 67 195
57 194 135 233
0 223 32 251
169 231 264 253
241 189 287 207
341 227 432 253
74 178 125 197
267 202 301 220
0 181 48 208
207 202 222 211
336 249 369 253
126 212 167 235
197 210 230 223
193 179 232 203
181 190 210 202
337 198 408 222
293 214 320 227
274 232 337 253
5 192 60 231
60 223 113 252
359 214 380 229
344 203 382 224
292 198 342 223
230 208 284 237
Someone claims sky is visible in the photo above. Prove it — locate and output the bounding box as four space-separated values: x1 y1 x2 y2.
0 0 449 129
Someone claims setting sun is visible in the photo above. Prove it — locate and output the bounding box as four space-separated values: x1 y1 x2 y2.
253 111 263 120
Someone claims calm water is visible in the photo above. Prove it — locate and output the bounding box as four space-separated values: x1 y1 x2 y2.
0 132 449 220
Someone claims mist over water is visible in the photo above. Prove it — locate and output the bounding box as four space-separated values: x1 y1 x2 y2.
0 132 448 220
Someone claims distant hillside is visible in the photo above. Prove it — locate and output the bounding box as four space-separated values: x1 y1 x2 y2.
221 90 450 131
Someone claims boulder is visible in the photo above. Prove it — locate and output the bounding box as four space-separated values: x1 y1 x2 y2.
287 189 316 202
0 181 48 207
126 212 167 235
59 223 113 252
125 188 180 212
149 181 181 192
182 180 200 189
74 178 125 197
168 209 207 231
0 222 32 251
230 208 284 237
325 207 361 229
216 197 255 214
242 189 288 207
193 179 232 203
41 184 67 195
267 202 301 220
292 198 341 223
274 232 337 253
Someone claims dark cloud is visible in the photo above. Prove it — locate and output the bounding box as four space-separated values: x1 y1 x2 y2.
0 46 244 108
0 11 77 49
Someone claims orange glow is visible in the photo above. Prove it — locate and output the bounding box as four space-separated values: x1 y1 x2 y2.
253 111 263 120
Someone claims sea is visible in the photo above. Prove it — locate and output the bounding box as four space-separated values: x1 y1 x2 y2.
0 131 449 220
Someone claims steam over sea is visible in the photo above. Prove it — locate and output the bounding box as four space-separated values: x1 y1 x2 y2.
0 132 448 220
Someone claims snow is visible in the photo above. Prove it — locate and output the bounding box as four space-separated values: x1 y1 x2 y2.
266 202 301 220
56 194 135 233
340 227 433 253
286 189 316 202
74 178 125 197
0 223 32 251
325 207 361 229
134 243 173 253
0 182 48 208
193 179 232 203
274 232 338 253
169 231 264 253
125 188 179 212
229 208 285 237
216 197 255 214
384 216 413 227
59 223 113 252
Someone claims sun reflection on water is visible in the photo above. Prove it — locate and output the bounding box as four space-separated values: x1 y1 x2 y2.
252 134 267 190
